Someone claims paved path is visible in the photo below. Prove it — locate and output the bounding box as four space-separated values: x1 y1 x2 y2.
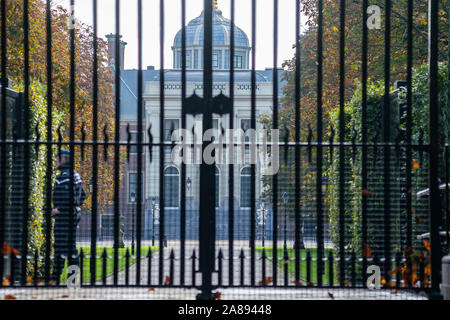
0 287 427 300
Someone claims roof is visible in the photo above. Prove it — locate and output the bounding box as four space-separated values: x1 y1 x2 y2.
119 68 285 120
173 9 249 48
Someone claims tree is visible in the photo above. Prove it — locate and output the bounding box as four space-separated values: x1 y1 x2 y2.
1 0 125 274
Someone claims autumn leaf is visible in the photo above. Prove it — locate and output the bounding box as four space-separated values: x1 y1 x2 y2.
4 294 16 300
343 280 350 286
391 290 404 294
213 291 222 300
388 266 401 277
61 295 69 298
423 240 431 251
2 280 10 286
363 242 372 259
1 242 20 255
424 263 431 277
361 189 373 196
147 288 155 292
414 215 423 223
258 277 273 285
292 280 304 286
328 292 335 300
26 277 33 284
413 160 420 170
164 276 171 286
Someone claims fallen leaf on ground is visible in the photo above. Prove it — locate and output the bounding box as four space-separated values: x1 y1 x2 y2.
164 276 171 286
213 292 222 300
147 288 155 292
4 294 16 300
258 277 273 285
328 292 335 300
391 290 404 294
292 280 304 286
61 295 69 298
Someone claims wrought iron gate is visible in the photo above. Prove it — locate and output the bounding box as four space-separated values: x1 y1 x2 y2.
0 0 449 300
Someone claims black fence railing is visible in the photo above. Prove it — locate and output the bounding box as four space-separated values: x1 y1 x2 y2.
0 0 448 300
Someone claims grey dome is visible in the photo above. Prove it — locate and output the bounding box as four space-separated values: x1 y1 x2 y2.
173 9 250 48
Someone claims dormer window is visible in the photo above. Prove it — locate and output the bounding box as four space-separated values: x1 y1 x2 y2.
212 53 219 68
234 55 243 69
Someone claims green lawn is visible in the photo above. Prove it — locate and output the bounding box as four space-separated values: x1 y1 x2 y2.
60 246 158 283
255 247 337 285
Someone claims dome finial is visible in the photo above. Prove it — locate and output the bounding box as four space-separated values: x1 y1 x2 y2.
213 0 218 9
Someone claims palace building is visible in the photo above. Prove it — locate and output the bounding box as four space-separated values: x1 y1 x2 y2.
83 5 285 242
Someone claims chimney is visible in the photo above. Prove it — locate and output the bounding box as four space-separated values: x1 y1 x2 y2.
106 33 127 70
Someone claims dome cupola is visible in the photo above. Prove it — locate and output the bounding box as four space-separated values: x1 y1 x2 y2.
172 3 251 70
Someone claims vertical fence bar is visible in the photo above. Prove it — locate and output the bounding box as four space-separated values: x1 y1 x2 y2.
44 0 53 284
240 248 244 286
361 0 369 287
0 0 6 286
147 248 152 286
68 0 76 281
316 0 324 287
90 0 99 286
428 0 443 298
113 0 121 286
191 250 196 286
198 0 215 299
337 0 346 288
250 0 257 287
294 0 302 285
136 0 143 286
447 147 450 249
328 251 334 287
158 0 165 286
228 0 235 287
21 0 31 285
382 0 392 285
271 0 279 287
180 0 186 287
406 0 413 255
102 248 107 285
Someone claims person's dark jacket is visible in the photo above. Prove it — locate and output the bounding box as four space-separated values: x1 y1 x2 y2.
53 162 86 224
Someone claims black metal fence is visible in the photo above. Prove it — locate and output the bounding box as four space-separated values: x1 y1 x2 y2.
0 0 449 300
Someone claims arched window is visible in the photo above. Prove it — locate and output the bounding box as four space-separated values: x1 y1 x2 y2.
164 166 179 208
216 166 220 208
240 167 251 208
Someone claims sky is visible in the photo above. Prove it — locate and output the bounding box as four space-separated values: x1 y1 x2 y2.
54 0 307 71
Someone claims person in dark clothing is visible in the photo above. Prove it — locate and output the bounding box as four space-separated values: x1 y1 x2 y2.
51 150 86 283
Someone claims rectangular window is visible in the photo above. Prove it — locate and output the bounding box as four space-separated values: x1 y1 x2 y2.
212 54 219 68
128 173 137 203
186 52 191 69
164 119 180 142
129 132 138 154
241 119 251 153
234 55 243 69
194 49 198 69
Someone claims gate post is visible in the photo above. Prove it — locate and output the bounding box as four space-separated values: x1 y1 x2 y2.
427 0 443 300
197 0 216 300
